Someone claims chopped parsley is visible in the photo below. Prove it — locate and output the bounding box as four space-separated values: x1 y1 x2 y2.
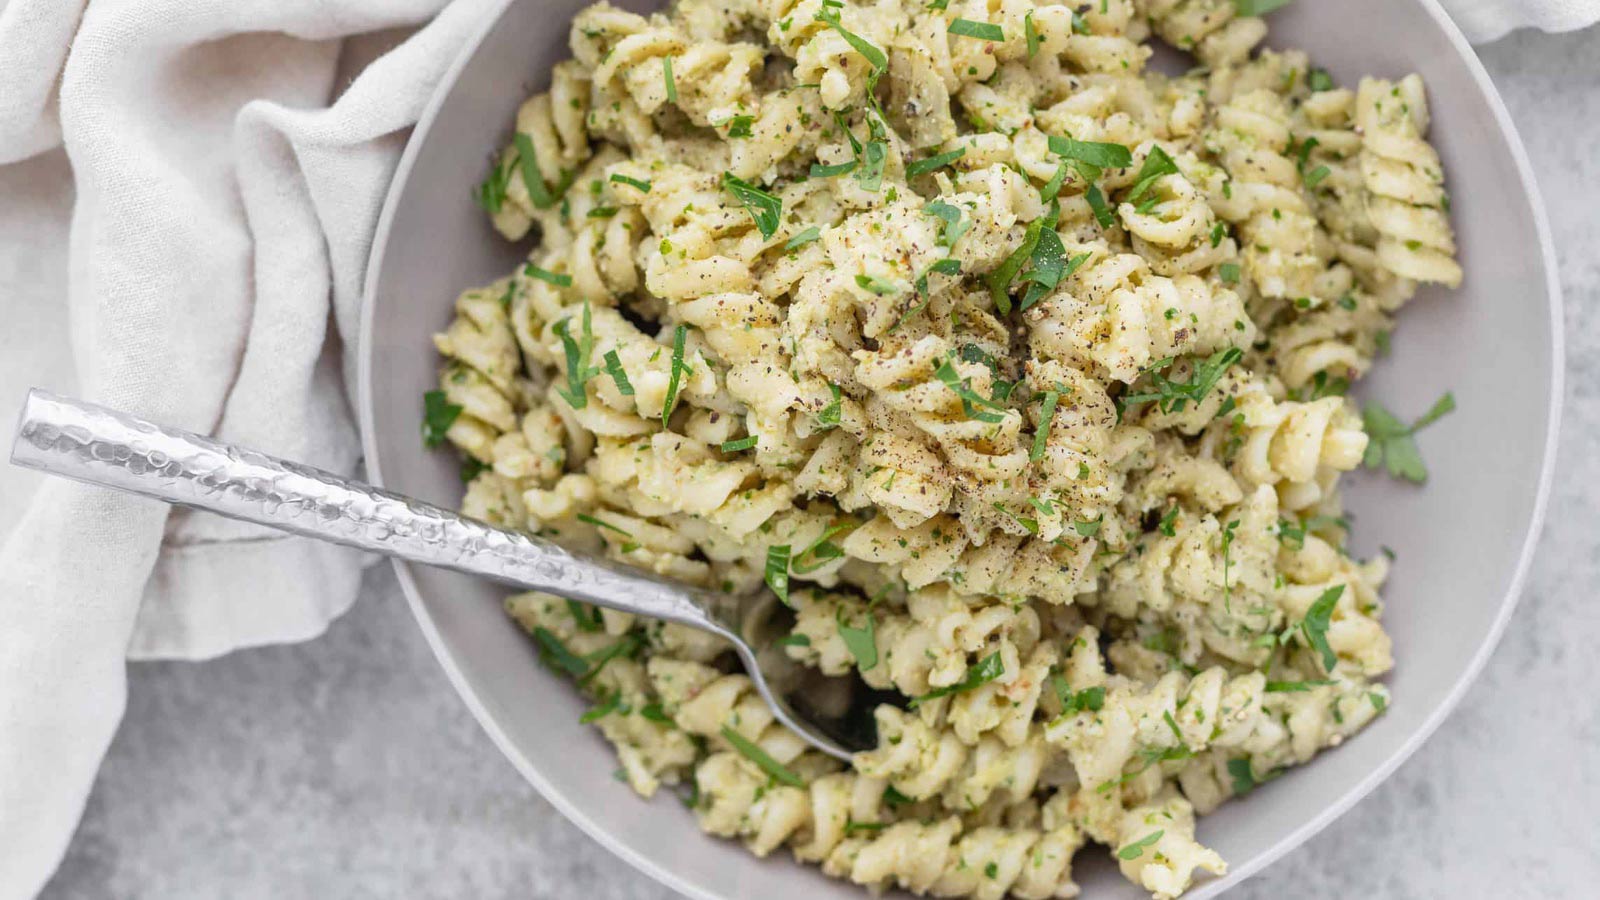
1233 0 1294 15
532 627 589 678
986 204 1059 313
837 606 879 670
817 383 843 428
1301 584 1344 673
1219 262 1242 284
948 18 1004 41
475 155 512 214
855 273 900 295
785 226 822 249
580 692 627 723
512 133 556 209
726 114 754 138
1265 679 1336 692
421 390 462 448
1046 136 1134 170
1120 347 1243 415
577 512 631 537
1124 145 1180 207
1362 392 1455 483
934 354 1009 423
661 324 690 422
906 147 965 177
1031 388 1060 461
722 173 783 240
910 652 1004 707
719 725 805 787
663 56 678 103
1309 68 1335 92
525 264 572 287
602 349 635 396
721 435 758 452
765 545 791 604
1024 11 1040 58
924 200 972 249
553 301 599 409
814 1 888 71
1116 830 1164 861
609 173 651 192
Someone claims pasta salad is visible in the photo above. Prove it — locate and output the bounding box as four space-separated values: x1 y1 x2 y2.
425 0 1461 896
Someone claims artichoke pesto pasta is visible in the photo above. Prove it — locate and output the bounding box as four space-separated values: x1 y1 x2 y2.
427 0 1461 895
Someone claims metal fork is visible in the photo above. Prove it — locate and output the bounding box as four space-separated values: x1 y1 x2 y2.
9 389 873 760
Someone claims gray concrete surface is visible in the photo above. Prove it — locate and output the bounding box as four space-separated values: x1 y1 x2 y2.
36 24 1600 900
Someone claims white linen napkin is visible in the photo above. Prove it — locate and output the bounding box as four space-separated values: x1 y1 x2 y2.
0 0 1593 898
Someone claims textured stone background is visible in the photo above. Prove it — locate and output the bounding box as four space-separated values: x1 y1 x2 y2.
37 24 1600 900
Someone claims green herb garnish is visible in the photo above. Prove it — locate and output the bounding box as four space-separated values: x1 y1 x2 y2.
837 607 878 670
1301 584 1344 672
1117 831 1164 860
512 133 555 209
719 725 805 787
609 173 651 192
553 301 599 409
721 435 758 452
722 173 783 240
525 264 572 287
661 324 690 422
422 390 462 448
602 349 635 396
1362 392 1455 483
765 545 791 604
948 18 1004 41
911 652 1005 707
906 147 965 177
785 226 822 249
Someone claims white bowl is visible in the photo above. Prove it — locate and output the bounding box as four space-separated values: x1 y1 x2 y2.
358 1 1563 896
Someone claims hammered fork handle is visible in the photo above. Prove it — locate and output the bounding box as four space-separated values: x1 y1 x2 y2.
8 389 718 630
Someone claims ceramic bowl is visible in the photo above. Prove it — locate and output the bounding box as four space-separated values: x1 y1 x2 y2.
358 1 1563 895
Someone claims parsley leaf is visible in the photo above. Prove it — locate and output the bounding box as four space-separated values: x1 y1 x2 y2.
1024 11 1040 58
906 147 965 177
532 627 589 678
948 18 1004 41
475 155 512 214
722 172 783 239
911 652 1004 707
719 725 805 787
986 204 1059 312
934 354 1009 423
924 200 972 249
512 133 555 209
1362 392 1455 483
421 390 462 448
1124 145 1180 207
1031 388 1060 462
1116 830 1164 861
609 173 651 193
814 1 887 71
837 607 879 670
1301 584 1344 673
661 324 690 423
663 56 678 103
1233 0 1294 15
721 435 758 452
1047 136 1134 169
602 349 635 396
765 545 791 604
525 264 571 287
553 301 599 409
785 226 822 249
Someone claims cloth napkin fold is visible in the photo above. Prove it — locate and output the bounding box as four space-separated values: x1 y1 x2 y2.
0 0 1593 897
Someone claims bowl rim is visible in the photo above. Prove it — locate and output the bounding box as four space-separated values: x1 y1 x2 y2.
356 1 1565 895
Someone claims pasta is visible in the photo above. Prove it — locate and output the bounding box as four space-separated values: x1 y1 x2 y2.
428 0 1463 896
